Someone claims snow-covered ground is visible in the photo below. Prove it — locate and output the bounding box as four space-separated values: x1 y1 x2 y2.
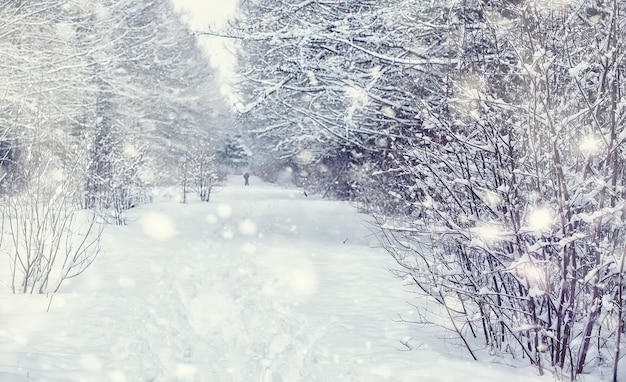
1 176 559 381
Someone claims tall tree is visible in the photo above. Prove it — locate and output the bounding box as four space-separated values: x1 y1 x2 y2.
68 0 228 215
377 0 626 378
230 0 414 195
230 0 626 378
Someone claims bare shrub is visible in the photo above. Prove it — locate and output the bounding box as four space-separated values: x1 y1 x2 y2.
3 167 102 294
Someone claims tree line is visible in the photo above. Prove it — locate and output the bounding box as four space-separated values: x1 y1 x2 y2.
226 0 626 380
0 0 228 294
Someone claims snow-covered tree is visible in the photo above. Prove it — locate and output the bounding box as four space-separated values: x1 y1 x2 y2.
180 146 220 203
376 0 626 379
230 0 626 378
0 1 104 293
0 0 227 292
75 0 219 212
216 135 250 171
227 0 415 194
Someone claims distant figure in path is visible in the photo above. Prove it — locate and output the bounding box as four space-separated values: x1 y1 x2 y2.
243 172 250 186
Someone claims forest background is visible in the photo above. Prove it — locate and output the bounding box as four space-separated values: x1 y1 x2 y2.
2 0 626 381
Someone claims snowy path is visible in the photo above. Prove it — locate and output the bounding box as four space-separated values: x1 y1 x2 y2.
0 177 550 381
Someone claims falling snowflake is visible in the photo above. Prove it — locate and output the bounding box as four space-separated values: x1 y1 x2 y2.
527 207 552 232
579 135 600 155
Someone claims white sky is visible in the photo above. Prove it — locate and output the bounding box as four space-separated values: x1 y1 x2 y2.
172 0 238 29
171 0 239 104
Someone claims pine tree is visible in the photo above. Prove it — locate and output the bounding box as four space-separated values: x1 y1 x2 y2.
216 135 250 171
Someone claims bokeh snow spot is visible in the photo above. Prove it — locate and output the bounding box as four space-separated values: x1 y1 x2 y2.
238 267 252 275
241 243 256 254
176 363 197 379
109 371 127 382
150 264 163 276
528 207 552 231
139 212 177 240
296 149 314 165
288 268 318 296
53 294 68 308
117 276 136 289
371 365 393 378
579 135 600 155
217 203 232 218
222 227 234 239
238 218 257 236
79 354 102 371
381 105 396 118
188 293 237 334
205 214 218 224
6 331 28 346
